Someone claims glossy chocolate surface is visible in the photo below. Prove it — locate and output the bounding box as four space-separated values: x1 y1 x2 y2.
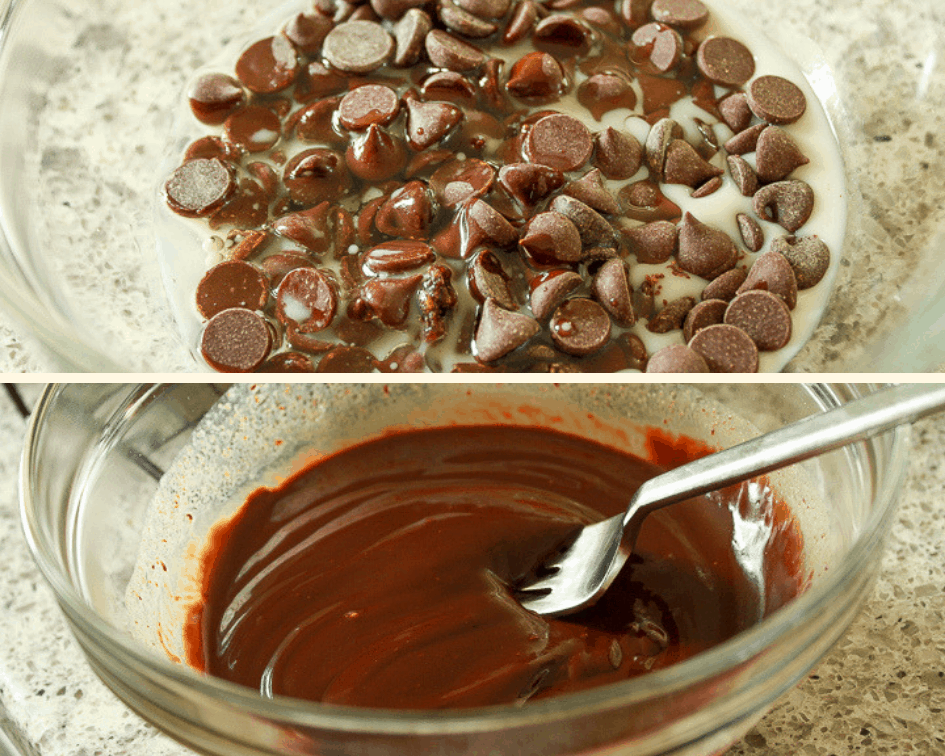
188 425 804 708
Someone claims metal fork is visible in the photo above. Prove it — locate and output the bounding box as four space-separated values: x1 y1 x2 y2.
517 383 945 617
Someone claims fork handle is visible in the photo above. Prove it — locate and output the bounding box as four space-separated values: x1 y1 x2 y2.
623 384 945 527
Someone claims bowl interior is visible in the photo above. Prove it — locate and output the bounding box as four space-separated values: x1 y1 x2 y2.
22 383 908 755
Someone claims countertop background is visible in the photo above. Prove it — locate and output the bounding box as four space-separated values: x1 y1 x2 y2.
0 383 942 755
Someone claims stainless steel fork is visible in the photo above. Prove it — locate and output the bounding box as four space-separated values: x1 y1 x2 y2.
517 383 945 617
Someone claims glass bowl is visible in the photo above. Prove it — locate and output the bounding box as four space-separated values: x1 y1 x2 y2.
21 382 908 755
0 0 943 371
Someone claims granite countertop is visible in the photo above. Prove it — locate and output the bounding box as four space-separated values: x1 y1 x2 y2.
0 0 943 372
0 383 942 755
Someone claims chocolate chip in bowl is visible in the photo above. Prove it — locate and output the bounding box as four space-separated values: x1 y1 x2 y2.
156 0 846 372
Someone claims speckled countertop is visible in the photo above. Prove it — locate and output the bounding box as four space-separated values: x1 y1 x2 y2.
0 0 943 372
0 383 942 755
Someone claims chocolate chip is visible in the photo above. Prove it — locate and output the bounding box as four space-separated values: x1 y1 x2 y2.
649 0 708 29
592 258 635 326
419 263 458 343
718 92 753 133
688 323 759 372
534 15 594 57
737 250 798 309
683 297 727 341
260 351 316 372
693 118 720 158
475 298 540 361
723 122 766 155
550 298 611 356
165 158 234 218
393 8 432 67
188 73 246 125
550 195 618 250
338 85 401 130
498 162 564 210
631 22 683 72
465 198 518 248
647 295 695 333
346 124 407 181
201 308 272 372
620 180 682 223
701 267 746 302
645 344 709 373
615 0 648 27
350 5 383 22
457 0 512 19
284 13 334 54
503 0 539 44
210 178 270 230
420 71 477 104
770 235 830 289
623 220 677 264
736 212 764 252
183 136 238 163
748 75 807 125
753 180 814 233
438 0 498 38
246 163 279 200
425 29 487 72
724 289 792 351
594 127 643 180
520 211 583 263
523 114 593 172
196 261 269 319
294 62 348 104
283 148 351 204
291 98 344 145
369 0 427 21
375 344 426 372
645 118 684 180
506 51 567 99
577 73 637 121
229 229 272 261
564 169 621 215
691 175 722 198
235 36 299 94
316 345 378 372
406 99 464 150
663 139 723 188
323 21 393 73
677 212 737 279
362 240 435 274
755 125 810 183
275 267 338 332
272 203 334 253
580 6 621 34
375 181 434 239
223 105 282 152
430 158 495 206
726 155 758 197
696 36 755 87
360 274 423 326
261 253 315 287
469 250 516 309
530 270 583 320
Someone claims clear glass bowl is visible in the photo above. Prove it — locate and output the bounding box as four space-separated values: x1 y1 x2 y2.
21 383 907 755
0 0 943 371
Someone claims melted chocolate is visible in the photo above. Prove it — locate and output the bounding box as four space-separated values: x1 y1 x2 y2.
188 425 804 708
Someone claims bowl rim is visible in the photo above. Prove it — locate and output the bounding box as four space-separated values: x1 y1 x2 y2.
19 381 910 735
